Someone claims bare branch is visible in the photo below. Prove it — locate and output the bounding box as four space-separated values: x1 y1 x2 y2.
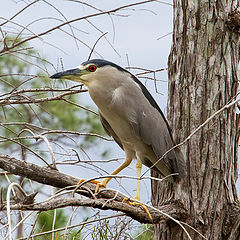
0 0 40 27
0 0 157 53
88 32 108 60
0 154 187 224
18 214 125 240
0 89 87 105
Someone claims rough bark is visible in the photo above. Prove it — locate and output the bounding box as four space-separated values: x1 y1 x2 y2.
152 1 240 239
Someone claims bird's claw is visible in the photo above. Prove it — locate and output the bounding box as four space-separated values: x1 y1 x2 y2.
122 197 152 221
77 179 106 194
94 181 106 193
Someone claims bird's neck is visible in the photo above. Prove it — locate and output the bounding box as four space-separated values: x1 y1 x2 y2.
88 82 117 109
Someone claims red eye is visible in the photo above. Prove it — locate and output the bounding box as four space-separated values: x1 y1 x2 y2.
88 65 96 72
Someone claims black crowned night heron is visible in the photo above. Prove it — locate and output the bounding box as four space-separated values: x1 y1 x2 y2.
50 59 185 217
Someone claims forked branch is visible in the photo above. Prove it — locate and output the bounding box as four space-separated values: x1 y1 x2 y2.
0 154 187 224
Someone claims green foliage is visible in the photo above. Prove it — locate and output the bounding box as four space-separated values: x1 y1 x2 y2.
37 209 67 234
133 224 154 240
35 209 83 240
34 209 84 240
91 219 113 240
0 36 114 239
0 36 105 155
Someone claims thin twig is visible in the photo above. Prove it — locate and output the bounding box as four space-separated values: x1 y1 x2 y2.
88 32 108 60
142 95 240 177
0 0 159 54
17 214 125 240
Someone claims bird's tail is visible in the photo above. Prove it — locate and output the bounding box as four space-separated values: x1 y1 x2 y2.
174 147 186 179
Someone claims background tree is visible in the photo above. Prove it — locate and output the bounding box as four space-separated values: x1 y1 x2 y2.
0 2 158 238
0 37 106 239
152 1 240 239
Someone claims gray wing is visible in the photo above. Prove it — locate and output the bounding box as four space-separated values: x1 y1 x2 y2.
130 106 185 179
99 112 123 150
127 73 185 179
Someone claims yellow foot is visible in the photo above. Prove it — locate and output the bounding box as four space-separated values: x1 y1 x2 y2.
77 179 106 194
122 197 152 221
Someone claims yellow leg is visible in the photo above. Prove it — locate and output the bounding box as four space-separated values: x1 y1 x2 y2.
122 159 152 221
78 150 134 193
94 153 133 193
135 160 142 201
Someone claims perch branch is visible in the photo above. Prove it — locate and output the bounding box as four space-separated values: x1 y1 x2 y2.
0 154 187 224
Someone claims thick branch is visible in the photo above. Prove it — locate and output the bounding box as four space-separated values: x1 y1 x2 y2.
0 154 187 223
4 198 185 224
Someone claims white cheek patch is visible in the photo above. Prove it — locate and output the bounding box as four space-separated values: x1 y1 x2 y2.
81 74 88 81
77 64 85 70
70 77 83 83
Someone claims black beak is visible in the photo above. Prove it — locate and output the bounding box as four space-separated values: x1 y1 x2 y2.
50 68 82 79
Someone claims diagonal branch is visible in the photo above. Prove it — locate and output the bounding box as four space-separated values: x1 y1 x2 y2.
0 89 87 106
0 0 158 54
0 154 187 224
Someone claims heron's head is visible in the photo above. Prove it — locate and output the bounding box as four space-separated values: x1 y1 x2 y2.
50 59 127 88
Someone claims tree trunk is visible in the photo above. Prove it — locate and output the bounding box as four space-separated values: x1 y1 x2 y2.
152 1 240 239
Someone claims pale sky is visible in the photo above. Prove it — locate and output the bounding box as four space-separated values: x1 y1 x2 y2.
1 0 239 203
1 0 174 200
